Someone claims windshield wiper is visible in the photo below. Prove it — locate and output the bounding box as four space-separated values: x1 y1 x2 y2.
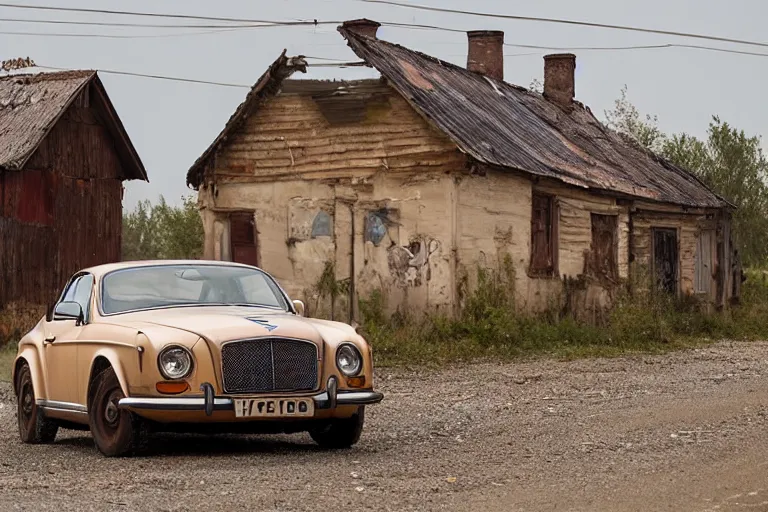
198 302 282 309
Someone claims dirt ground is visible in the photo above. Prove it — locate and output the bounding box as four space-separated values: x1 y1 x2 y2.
1 340 767 512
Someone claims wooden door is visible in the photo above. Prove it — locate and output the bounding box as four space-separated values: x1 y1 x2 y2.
653 228 678 294
230 212 258 266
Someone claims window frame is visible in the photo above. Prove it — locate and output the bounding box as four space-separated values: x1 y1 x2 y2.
529 193 559 278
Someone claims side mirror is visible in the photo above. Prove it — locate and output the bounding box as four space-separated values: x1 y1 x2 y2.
53 301 83 324
292 299 305 317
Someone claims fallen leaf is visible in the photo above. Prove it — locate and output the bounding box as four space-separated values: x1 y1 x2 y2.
446 477 457 483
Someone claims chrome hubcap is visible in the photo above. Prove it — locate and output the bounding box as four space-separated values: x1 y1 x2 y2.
104 398 120 427
21 386 34 416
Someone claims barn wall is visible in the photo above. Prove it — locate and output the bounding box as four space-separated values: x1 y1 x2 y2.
0 84 125 308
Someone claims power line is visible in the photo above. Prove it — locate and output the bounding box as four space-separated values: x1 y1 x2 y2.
0 2 341 26
503 42 768 57
0 11 765 58
32 58 368 87
381 22 768 57
2 0 766 51
0 16 269 29
0 28 244 39
360 0 768 49
36 65 251 87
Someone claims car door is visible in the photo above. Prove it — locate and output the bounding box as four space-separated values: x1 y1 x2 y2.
42 273 94 407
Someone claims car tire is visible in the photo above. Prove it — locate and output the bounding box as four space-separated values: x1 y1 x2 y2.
88 367 147 457
309 406 365 449
16 363 59 444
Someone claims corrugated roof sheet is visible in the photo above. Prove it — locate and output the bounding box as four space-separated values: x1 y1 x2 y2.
0 70 147 180
339 29 727 209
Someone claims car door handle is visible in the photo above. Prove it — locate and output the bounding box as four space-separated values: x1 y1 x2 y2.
44 334 56 343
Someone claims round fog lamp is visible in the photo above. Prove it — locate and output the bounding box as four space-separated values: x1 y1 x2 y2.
158 346 193 380
336 344 362 376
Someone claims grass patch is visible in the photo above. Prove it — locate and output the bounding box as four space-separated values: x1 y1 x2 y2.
360 266 768 367
0 343 16 383
0 302 44 347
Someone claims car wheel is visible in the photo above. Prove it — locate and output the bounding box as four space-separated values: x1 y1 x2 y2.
310 406 365 449
16 363 59 444
88 367 147 457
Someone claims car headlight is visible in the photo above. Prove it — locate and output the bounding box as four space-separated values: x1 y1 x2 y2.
336 343 362 376
158 346 194 380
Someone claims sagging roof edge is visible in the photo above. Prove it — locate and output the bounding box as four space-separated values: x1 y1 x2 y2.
185 50 308 189
1 71 148 182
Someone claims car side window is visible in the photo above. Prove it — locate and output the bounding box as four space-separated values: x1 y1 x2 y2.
73 274 94 320
62 276 82 303
59 273 94 322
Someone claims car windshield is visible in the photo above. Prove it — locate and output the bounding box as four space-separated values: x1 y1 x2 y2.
100 264 289 315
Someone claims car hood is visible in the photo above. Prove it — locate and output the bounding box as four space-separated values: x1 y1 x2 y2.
102 306 358 346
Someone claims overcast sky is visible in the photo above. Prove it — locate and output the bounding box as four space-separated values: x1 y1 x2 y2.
2 0 764 210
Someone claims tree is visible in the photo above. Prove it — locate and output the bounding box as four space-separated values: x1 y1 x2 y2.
604 87 768 267
604 85 666 152
122 195 204 261
661 119 768 266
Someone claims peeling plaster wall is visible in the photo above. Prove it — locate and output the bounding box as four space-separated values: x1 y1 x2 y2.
455 170 539 308
208 172 455 319
456 172 631 315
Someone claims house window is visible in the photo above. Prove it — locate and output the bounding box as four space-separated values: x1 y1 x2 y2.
589 214 618 281
695 229 715 294
529 193 557 276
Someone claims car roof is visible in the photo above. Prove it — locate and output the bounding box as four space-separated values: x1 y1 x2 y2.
81 260 260 278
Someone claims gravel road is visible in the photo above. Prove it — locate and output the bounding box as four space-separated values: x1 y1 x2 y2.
1 340 768 512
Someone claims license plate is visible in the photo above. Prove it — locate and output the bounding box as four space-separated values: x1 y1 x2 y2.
234 397 315 418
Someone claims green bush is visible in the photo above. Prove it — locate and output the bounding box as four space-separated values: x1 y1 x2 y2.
359 265 768 367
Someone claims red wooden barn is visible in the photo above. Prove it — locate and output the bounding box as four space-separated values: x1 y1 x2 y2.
0 70 147 309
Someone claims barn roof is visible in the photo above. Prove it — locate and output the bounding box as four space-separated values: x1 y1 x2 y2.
0 69 147 181
338 28 726 209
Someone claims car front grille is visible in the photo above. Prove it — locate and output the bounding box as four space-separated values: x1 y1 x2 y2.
221 338 319 394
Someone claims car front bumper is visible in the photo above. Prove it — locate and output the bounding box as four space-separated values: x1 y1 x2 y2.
117 377 383 416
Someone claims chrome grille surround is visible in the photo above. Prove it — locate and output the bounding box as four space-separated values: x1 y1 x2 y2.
221 337 319 394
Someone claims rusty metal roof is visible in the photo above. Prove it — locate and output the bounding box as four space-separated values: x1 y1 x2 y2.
339 29 727 209
186 51 307 188
0 70 147 181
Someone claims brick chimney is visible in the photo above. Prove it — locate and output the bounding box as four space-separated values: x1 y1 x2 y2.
466 30 504 81
543 53 576 108
341 18 381 39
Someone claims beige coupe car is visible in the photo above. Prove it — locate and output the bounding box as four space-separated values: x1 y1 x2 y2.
12 260 383 456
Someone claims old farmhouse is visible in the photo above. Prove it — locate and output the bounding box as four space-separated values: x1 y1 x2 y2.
0 70 147 309
186 19 737 321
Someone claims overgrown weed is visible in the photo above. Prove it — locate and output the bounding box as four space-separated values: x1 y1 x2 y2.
359 265 768 367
